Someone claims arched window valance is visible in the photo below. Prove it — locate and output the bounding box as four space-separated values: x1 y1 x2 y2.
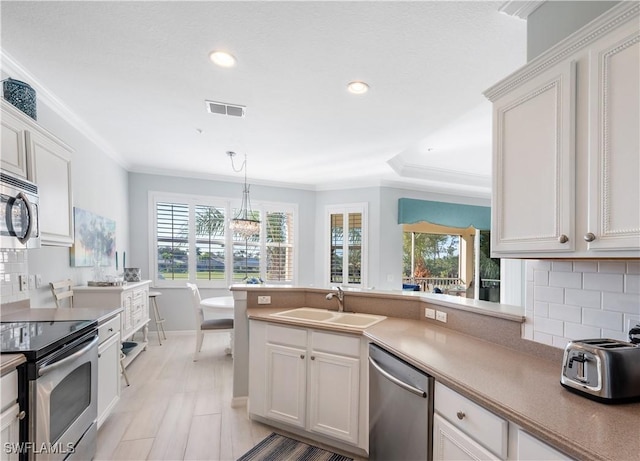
398 198 491 231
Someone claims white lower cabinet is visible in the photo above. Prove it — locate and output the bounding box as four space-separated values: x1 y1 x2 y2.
1 370 21 461
249 320 365 450
434 382 508 460
433 413 500 461
97 314 121 428
434 382 574 461
513 427 572 461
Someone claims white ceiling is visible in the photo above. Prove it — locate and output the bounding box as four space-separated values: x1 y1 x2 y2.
0 1 526 196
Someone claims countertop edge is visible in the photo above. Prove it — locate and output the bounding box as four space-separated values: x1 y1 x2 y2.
1 354 26 376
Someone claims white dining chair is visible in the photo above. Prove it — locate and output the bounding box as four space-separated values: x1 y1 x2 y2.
186 283 234 361
49 279 74 308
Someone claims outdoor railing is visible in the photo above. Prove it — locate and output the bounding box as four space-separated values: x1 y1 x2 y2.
402 277 464 292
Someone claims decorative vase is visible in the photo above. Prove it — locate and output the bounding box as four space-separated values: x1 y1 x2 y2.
2 78 37 120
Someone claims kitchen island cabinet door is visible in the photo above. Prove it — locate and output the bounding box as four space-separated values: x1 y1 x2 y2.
26 129 73 246
433 413 500 461
586 20 640 252
308 350 359 444
264 342 307 429
491 59 576 256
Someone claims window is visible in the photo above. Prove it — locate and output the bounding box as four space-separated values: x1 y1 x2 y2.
151 192 296 287
326 203 367 287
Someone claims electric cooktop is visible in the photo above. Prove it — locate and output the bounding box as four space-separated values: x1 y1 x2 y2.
0 319 97 360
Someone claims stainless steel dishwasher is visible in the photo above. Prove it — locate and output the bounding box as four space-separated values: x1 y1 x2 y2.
369 343 433 461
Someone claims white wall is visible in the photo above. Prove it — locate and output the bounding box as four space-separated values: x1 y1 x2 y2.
23 101 130 308
524 260 640 348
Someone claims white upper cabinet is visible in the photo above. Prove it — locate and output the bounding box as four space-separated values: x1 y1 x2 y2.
586 19 640 251
1 101 29 178
1 99 74 246
491 60 576 254
485 3 640 258
27 129 74 246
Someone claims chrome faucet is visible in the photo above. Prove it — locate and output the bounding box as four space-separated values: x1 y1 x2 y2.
326 286 345 312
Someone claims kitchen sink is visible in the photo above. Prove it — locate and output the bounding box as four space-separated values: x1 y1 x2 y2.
271 307 386 329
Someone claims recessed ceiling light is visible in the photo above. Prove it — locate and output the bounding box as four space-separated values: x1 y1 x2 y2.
209 50 237 68
347 81 369 94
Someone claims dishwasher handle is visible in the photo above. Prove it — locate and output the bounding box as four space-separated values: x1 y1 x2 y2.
369 356 427 398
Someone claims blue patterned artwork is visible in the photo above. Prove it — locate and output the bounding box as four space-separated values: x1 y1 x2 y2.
70 208 116 267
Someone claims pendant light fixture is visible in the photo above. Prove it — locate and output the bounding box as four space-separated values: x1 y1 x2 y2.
227 151 260 238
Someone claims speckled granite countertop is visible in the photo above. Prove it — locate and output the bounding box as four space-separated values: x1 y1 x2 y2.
1 354 25 376
248 308 639 461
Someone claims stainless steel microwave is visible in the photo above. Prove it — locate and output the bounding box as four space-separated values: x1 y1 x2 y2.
0 169 40 249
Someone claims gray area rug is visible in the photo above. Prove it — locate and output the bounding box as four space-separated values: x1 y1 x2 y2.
237 433 354 461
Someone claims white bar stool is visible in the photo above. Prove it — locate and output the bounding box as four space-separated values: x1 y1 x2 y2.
149 291 167 345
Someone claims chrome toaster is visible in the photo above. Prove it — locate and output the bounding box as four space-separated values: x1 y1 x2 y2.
561 339 640 403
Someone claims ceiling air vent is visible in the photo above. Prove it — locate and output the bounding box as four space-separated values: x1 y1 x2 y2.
205 100 246 118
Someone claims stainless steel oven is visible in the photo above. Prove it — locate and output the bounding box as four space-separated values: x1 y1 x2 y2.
1 320 98 461
31 331 98 461
0 170 40 249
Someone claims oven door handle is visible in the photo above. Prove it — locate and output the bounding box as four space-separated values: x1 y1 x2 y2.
38 336 99 377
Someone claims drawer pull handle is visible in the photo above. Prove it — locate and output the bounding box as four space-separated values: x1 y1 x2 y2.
108 328 114 332
17 411 25 420
456 411 466 420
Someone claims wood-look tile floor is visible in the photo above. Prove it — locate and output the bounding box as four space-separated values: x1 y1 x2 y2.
96 332 272 461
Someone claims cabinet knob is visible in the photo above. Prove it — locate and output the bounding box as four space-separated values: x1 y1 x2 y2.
310 356 315 361
17 410 26 420
300 354 305 359
584 232 596 242
558 234 569 244
108 328 114 332
456 411 465 420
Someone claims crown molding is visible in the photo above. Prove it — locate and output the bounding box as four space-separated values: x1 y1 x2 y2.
0 49 129 169
498 1 544 19
485 2 640 101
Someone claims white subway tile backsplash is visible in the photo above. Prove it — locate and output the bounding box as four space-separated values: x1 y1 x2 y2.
534 316 564 336
573 261 598 273
552 336 570 349
534 285 564 303
601 328 629 342
627 261 640 275
549 271 582 289
625 275 640 294
533 331 554 346
533 270 549 286
582 308 623 330
583 273 624 292
552 261 573 272
527 260 640 349
565 288 601 308
598 261 626 274
548 303 581 323
529 260 551 271
534 301 549 317
564 322 601 340
0 249 28 304
602 292 640 314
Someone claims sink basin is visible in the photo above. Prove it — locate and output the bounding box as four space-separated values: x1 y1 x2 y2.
270 307 386 329
272 307 336 322
326 312 384 328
